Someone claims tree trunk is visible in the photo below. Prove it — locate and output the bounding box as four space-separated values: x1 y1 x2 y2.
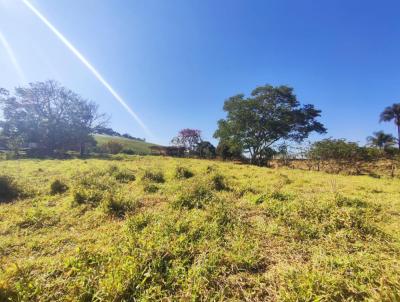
80 143 85 157
398 124 400 149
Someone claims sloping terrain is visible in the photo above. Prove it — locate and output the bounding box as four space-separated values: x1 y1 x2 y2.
0 157 399 301
94 134 158 154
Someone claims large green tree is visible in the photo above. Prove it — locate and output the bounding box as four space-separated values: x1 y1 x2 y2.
0 80 107 156
380 103 400 149
214 85 326 165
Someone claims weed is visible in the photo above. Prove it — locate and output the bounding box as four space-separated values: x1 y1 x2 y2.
113 169 136 183
50 179 68 195
0 175 20 203
100 192 140 218
209 173 228 191
175 166 194 179
142 170 165 183
143 182 159 193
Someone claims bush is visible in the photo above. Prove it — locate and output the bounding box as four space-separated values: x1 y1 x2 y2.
210 173 228 191
102 141 124 154
121 149 136 155
216 140 243 160
100 192 140 218
0 175 20 203
113 169 136 183
175 166 194 179
141 170 165 183
143 182 159 193
50 179 68 195
308 139 378 174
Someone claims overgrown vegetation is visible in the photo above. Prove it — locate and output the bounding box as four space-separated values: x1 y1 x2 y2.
1 156 399 301
50 179 68 195
0 175 20 203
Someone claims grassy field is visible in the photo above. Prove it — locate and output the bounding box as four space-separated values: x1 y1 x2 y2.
0 156 400 301
94 135 158 154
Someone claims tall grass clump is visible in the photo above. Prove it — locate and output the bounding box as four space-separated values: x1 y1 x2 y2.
175 166 194 179
141 169 165 183
0 175 20 203
50 179 68 195
100 191 141 218
108 165 136 183
209 173 228 191
71 169 116 207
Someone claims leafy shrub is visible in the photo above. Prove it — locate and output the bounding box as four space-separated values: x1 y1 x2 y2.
141 170 165 183
50 179 68 195
210 173 228 191
308 139 379 174
121 149 135 155
175 166 194 179
102 141 124 154
0 175 20 203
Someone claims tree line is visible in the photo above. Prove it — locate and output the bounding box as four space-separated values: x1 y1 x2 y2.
170 84 400 169
1 80 399 166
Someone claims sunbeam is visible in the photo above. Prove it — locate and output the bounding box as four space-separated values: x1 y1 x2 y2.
0 30 26 83
21 0 154 140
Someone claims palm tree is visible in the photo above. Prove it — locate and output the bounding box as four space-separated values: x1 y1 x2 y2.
367 131 395 150
380 103 400 149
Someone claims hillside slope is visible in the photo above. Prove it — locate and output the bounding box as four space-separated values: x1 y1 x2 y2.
0 157 399 300
94 134 158 154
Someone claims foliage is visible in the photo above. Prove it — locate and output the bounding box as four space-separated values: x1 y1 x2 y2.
171 128 202 153
0 81 108 156
308 138 380 173
141 169 165 183
112 168 136 183
101 140 124 154
0 175 20 203
214 85 326 165
50 179 68 195
196 141 216 158
174 166 194 179
216 140 242 160
380 103 400 149
367 130 396 150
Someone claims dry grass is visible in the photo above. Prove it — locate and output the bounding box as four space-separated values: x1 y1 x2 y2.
0 156 399 301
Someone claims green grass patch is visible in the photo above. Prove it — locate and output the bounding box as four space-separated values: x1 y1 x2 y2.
0 157 399 300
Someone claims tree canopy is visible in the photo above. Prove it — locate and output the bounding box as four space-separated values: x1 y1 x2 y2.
0 80 107 156
214 85 326 165
171 129 202 153
380 103 400 149
367 131 395 150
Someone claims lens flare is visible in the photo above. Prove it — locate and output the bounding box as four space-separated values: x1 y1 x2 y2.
0 30 26 83
22 0 154 139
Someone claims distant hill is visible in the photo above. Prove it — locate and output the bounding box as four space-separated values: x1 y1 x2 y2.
94 134 158 155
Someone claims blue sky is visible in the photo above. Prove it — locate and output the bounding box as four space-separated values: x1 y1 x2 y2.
1 0 399 145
